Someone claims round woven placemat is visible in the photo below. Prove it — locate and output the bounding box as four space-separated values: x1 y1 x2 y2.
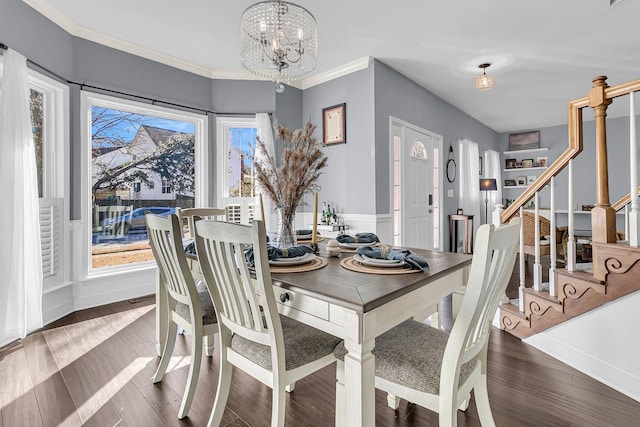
340 256 421 275
269 256 328 273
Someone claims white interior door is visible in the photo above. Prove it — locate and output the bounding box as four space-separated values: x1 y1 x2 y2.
391 119 442 250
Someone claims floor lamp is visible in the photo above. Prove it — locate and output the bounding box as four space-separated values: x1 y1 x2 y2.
480 178 498 224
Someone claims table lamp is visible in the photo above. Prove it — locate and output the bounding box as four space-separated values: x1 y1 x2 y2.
479 178 498 224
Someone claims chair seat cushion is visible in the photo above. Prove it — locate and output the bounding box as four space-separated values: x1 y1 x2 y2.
175 281 217 325
334 320 476 395
231 315 342 371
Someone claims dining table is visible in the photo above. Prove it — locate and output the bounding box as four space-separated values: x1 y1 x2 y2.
157 246 472 427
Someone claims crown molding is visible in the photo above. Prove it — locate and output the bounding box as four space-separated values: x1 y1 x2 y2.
301 57 373 89
22 0 371 87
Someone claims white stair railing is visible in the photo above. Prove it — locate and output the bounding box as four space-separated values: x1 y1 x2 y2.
533 193 543 291
549 177 557 297
518 206 525 312
566 159 577 271
629 91 639 247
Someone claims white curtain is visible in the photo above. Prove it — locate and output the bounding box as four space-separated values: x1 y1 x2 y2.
458 138 481 235
485 150 503 223
0 49 43 347
256 113 275 230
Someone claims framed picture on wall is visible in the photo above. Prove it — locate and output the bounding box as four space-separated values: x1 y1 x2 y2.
504 179 516 187
508 130 540 151
516 176 527 186
505 158 516 169
322 103 346 145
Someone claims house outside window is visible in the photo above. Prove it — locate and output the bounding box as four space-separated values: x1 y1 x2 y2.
161 177 172 194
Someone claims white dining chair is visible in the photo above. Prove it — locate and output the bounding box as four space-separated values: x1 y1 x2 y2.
194 219 342 427
334 220 520 427
176 207 227 238
146 213 218 419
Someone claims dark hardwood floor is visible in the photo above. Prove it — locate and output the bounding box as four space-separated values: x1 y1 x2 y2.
1 292 639 426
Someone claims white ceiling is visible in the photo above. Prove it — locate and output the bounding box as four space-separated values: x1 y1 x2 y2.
23 0 640 133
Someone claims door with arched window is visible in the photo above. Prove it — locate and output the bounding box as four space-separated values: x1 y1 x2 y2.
391 118 442 250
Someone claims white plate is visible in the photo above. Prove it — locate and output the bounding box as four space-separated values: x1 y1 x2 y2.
339 241 379 249
269 252 315 266
354 254 406 268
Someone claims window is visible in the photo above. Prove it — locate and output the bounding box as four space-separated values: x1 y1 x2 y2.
216 117 259 224
26 68 69 290
83 92 208 273
161 177 171 194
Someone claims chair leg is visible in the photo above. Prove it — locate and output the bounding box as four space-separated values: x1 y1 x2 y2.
153 321 177 383
271 386 286 427
439 395 458 427
208 331 232 427
204 334 215 357
335 361 345 427
285 382 296 392
177 323 203 419
474 374 497 427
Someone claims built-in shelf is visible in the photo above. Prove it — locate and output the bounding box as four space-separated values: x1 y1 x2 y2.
504 186 529 189
503 147 549 156
503 166 548 172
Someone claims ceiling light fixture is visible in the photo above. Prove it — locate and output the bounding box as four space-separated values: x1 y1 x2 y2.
240 0 317 93
476 63 494 91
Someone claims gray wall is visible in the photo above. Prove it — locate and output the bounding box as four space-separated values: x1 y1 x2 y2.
301 67 375 216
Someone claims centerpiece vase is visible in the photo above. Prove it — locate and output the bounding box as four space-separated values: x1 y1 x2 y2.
274 205 297 248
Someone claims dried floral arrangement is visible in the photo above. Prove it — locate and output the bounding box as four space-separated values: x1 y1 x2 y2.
254 121 327 243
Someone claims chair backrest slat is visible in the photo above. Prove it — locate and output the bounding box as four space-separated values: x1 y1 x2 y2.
147 214 199 309
446 219 520 367
195 219 280 347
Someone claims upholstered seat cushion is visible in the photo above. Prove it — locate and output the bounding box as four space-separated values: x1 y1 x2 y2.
231 315 342 371
334 320 477 395
175 281 217 325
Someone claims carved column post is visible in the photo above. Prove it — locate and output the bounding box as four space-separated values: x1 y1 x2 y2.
588 76 617 244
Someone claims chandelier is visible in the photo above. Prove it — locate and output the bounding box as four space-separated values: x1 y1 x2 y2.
240 1 318 89
476 63 495 91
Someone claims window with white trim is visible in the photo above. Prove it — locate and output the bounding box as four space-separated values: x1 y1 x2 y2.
216 117 259 225
82 92 208 273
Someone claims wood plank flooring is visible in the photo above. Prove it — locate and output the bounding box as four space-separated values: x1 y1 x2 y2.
1 297 639 426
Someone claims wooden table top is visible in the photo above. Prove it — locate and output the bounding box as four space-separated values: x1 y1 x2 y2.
270 249 472 313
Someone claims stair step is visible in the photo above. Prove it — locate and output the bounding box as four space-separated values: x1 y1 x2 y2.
555 267 604 285
522 288 564 319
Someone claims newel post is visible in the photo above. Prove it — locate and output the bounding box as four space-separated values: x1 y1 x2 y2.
588 76 617 244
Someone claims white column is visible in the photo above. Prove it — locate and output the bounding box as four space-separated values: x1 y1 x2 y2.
567 160 577 272
533 193 543 291
629 91 639 247
549 177 557 297
519 207 526 312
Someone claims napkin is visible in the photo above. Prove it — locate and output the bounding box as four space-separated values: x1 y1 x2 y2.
244 244 314 267
355 245 429 272
336 233 380 244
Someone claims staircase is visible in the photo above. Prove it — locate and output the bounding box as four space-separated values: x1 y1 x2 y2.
501 244 640 338
498 76 640 339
